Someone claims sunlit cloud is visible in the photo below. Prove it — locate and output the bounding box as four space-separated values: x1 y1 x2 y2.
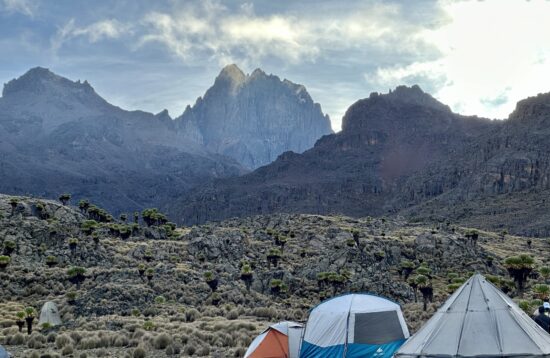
373 0 550 119
137 0 438 69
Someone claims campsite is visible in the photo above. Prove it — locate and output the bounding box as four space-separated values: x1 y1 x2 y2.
244 275 550 358
2 1 550 356
1 198 550 357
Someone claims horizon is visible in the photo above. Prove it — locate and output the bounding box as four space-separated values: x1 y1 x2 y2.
2 0 550 131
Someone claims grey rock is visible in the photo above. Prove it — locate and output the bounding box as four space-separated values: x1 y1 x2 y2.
176 64 333 169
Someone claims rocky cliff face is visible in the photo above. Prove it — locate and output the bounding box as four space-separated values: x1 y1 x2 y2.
173 86 550 236
0 67 245 215
176 64 333 169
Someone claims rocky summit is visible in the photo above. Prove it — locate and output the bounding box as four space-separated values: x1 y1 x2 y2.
174 86 550 237
0 194 548 357
176 64 333 169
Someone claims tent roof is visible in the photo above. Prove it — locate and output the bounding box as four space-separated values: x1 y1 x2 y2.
245 321 303 358
245 329 289 358
312 293 400 314
269 321 303 336
396 274 550 358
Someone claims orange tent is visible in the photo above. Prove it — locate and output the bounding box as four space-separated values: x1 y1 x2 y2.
245 321 303 358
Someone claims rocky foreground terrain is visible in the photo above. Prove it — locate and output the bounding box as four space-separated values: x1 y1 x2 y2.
0 194 549 357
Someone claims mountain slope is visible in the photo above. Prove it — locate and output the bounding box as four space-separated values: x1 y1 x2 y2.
173 86 550 236
397 92 550 236
176 64 333 169
0 67 245 214
173 86 496 225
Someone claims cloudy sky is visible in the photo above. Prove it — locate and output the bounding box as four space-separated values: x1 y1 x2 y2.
1 0 550 131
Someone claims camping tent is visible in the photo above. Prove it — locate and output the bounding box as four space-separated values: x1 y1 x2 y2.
38 301 62 327
244 321 303 358
300 293 410 357
0 344 9 358
395 274 550 358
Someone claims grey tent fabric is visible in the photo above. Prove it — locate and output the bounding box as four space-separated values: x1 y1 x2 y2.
38 301 62 327
396 274 550 358
0 345 9 358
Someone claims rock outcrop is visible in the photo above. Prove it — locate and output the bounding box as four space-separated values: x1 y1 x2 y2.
176 64 333 169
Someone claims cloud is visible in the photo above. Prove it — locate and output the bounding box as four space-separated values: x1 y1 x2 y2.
372 0 550 119
0 0 36 17
137 0 442 68
20 0 549 131
52 18 132 52
480 90 510 108
36 0 448 130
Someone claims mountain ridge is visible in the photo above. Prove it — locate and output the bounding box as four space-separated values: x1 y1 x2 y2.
172 85 550 236
175 64 333 169
0 67 247 215
0 65 333 215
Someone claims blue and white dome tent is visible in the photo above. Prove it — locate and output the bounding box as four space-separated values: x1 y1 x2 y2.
299 293 410 358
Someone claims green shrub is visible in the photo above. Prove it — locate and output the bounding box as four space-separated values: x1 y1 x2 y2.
67 266 86 277
0 255 11 268
66 291 78 303
45 255 58 267
81 220 98 234
143 320 155 331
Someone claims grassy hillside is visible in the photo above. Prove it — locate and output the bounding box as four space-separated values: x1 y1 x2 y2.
0 194 548 357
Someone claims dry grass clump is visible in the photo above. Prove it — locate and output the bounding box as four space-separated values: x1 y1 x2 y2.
184 343 196 355
55 334 73 349
226 309 239 320
185 308 200 322
153 332 172 349
7 332 25 345
251 307 278 319
133 346 147 358
165 342 182 355
27 332 46 349
61 343 74 356
46 332 57 342
196 345 210 356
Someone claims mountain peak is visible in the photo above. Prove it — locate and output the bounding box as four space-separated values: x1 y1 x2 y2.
2 66 95 98
23 66 57 80
509 91 550 123
177 65 333 169
155 109 172 122
250 68 267 78
216 64 246 84
385 85 451 112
